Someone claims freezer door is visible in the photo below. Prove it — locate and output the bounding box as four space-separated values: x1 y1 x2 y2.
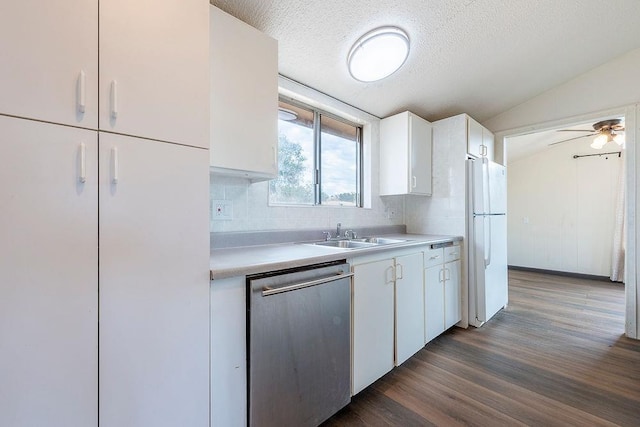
472 158 507 215
487 160 507 214
473 213 508 322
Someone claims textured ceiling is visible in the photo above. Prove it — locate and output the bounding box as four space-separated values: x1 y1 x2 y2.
210 0 640 123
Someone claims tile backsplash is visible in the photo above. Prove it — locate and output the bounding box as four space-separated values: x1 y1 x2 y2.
209 174 405 232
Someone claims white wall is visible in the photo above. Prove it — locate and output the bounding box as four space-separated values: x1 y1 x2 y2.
508 138 623 276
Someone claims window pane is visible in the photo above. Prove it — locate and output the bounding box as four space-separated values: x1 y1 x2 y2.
269 101 315 205
320 115 359 206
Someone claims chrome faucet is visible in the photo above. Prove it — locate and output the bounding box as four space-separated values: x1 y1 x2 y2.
336 223 341 238
322 231 332 241
344 229 357 240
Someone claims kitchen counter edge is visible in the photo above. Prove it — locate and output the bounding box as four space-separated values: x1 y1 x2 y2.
210 234 462 281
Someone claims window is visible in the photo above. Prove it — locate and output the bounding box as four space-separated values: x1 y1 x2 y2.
270 99 362 207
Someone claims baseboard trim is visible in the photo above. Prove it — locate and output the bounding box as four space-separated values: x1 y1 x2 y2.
508 265 613 282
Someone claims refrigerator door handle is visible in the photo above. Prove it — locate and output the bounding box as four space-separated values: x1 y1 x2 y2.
483 157 491 215
485 215 492 267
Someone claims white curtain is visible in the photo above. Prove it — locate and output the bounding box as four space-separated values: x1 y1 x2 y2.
610 152 625 282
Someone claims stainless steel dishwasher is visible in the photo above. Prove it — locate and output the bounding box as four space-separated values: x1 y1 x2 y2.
247 261 352 427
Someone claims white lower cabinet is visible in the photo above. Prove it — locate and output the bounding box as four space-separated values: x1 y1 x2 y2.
98 133 210 427
444 259 462 329
424 244 462 344
395 252 426 365
352 258 396 394
210 276 247 427
352 250 425 393
424 263 446 343
0 116 98 427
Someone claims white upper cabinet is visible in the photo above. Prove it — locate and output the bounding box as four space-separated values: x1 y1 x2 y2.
380 111 432 196
0 0 98 128
209 6 278 180
467 116 494 161
99 0 209 148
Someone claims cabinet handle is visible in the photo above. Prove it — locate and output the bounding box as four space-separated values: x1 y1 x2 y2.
412 175 417 188
77 70 86 114
78 143 86 183
111 147 119 184
396 263 404 280
445 267 451 281
429 255 440 260
110 80 118 119
481 144 487 157
385 266 394 284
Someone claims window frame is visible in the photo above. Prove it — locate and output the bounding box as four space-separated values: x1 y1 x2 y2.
270 97 364 207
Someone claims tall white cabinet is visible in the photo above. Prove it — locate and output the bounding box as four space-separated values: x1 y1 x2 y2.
98 134 210 426
0 117 99 427
0 1 210 426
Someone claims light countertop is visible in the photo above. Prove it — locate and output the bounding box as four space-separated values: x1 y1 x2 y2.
210 233 462 280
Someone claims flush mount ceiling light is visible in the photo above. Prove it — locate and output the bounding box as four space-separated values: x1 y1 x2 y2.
278 107 298 121
347 26 410 82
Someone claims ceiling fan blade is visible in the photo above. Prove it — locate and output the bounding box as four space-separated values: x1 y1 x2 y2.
556 129 596 133
549 134 593 146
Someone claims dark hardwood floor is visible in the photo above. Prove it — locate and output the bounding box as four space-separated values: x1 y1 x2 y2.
324 270 640 426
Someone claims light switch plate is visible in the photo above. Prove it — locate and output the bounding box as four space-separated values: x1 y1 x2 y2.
211 199 233 221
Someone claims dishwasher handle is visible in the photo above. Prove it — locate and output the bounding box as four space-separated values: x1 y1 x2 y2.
262 271 354 297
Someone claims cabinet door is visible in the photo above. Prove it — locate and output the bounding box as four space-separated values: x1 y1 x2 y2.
210 6 278 177
444 260 462 329
0 0 98 128
99 0 209 148
352 259 395 394
0 116 98 426
409 113 432 195
467 116 484 158
211 276 247 427
483 128 495 162
424 265 445 343
395 252 425 365
99 134 209 426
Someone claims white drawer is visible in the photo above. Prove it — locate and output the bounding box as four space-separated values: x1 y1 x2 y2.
445 244 461 262
424 247 443 269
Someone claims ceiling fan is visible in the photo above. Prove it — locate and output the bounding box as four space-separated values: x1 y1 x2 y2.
550 118 625 149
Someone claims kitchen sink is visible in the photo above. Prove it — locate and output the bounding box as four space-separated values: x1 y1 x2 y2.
354 237 407 245
313 240 376 249
310 236 409 249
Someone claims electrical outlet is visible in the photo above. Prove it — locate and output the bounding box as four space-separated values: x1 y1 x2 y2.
211 199 233 221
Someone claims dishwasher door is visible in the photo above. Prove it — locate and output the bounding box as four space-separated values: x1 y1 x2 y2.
248 262 352 427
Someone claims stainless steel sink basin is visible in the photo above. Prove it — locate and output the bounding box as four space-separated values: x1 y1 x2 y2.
313 240 376 249
354 237 408 245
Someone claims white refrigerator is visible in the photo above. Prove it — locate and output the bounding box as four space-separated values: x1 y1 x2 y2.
467 157 508 327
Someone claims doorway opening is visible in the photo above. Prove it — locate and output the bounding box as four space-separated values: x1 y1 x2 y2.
501 110 632 336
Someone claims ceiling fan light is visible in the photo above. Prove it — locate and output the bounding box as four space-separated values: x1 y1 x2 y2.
347 27 410 82
614 133 625 146
591 134 607 149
